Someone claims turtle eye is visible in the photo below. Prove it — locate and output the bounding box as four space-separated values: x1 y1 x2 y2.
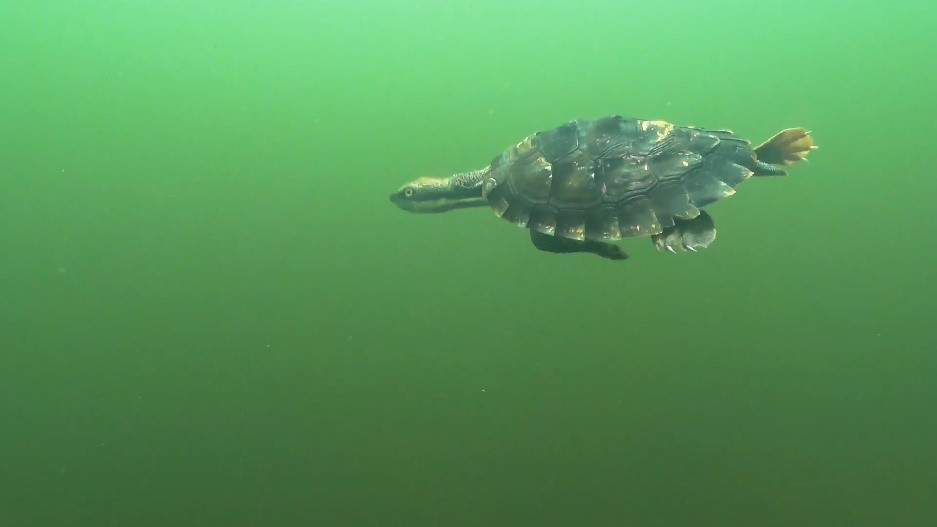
403 187 414 198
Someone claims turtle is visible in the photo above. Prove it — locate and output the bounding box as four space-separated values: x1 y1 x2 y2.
390 115 816 260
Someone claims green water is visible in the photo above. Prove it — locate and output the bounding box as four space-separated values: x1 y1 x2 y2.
2 1 935 526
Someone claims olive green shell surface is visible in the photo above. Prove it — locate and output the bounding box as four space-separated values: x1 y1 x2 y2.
481 115 755 241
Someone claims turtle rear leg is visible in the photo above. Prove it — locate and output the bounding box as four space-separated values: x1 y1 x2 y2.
529 230 628 260
754 128 817 167
652 210 717 254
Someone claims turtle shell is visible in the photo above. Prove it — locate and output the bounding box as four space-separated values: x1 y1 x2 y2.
481 115 756 241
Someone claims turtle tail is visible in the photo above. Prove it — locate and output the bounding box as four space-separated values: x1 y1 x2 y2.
752 128 817 175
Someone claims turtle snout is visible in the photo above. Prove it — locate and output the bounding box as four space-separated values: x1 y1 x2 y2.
389 185 418 209
389 189 411 210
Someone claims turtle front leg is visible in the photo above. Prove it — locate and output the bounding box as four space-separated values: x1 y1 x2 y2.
529 230 628 260
652 210 717 253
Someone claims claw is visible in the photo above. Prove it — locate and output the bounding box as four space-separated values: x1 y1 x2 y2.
652 211 715 255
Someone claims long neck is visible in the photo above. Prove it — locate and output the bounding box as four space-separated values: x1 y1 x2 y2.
438 167 489 210
449 167 489 196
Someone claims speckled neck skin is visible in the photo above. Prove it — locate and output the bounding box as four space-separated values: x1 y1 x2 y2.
449 167 489 194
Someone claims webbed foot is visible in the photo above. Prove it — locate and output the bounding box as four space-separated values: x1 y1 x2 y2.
652 210 716 254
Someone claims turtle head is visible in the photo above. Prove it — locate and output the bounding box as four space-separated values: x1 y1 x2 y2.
390 174 487 213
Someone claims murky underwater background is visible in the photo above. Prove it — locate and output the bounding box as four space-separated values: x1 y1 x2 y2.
1 1 935 526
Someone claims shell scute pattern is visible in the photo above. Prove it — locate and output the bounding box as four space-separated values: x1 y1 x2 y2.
488 115 756 241
535 121 581 164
